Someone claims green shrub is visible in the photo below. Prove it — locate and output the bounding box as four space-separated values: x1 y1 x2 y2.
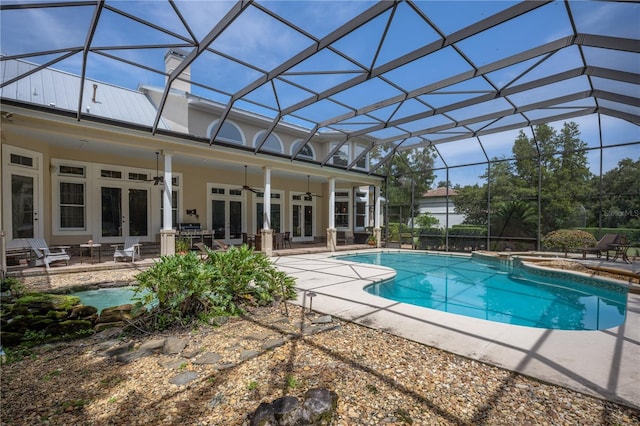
542 229 595 252
1 276 25 296
133 246 296 330
204 245 297 307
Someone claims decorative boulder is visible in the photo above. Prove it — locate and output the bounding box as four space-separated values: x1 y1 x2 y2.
248 388 338 426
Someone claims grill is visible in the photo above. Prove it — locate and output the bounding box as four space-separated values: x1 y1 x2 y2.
178 223 201 231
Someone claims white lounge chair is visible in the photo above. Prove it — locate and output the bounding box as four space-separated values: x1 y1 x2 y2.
112 237 141 262
27 238 70 269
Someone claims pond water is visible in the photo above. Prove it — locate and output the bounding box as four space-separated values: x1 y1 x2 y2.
73 287 142 313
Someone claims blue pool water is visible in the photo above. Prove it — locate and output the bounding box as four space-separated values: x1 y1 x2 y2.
337 252 627 330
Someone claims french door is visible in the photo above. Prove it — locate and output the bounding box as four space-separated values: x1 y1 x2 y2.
9 170 41 239
2 146 43 242
100 185 149 242
208 184 245 245
291 194 314 242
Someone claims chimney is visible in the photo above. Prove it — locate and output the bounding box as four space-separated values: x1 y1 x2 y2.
164 49 191 94
92 84 98 102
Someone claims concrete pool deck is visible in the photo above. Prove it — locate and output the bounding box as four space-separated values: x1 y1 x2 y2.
272 249 640 410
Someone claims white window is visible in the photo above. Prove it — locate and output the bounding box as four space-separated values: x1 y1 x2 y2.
291 139 315 160
354 144 368 170
354 191 367 230
53 161 88 233
160 190 179 229
207 120 245 145
255 131 283 154
59 181 85 229
255 191 283 232
330 142 349 167
335 190 350 228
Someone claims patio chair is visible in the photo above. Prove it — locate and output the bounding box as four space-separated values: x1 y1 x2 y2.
336 230 354 245
194 242 210 260
283 231 292 248
27 238 70 269
112 237 141 262
273 232 284 249
579 234 621 260
194 240 228 255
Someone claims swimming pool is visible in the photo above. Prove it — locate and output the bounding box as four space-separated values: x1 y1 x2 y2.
336 252 627 330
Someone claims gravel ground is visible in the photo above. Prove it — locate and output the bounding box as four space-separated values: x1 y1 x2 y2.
2 269 639 425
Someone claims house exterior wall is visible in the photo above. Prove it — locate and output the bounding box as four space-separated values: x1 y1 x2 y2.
418 197 465 228
1 60 382 253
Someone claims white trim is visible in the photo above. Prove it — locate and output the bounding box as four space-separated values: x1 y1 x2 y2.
253 189 284 233
254 131 284 154
206 182 247 244
207 119 246 145
291 139 316 160
289 191 316 242
50 158 183 241
2 145 44 242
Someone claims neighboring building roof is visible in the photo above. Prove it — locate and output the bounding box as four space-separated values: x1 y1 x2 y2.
422 187 458 198
0 58 169 129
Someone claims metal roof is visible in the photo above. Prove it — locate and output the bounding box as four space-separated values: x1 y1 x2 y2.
1 0 638 174
1 58 169 128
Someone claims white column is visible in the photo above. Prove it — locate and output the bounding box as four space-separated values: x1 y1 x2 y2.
261 167 273 256
327 177 336 251
374 185 381 228
263 166 271 230
163 152 173 231
374 185 382 248
160 151 176 256
328 177 335 229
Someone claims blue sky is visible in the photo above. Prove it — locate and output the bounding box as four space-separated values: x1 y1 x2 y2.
1 0 638 186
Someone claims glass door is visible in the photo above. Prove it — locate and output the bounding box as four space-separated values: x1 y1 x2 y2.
101 186 149 241
10 172 38 239
210 194 244 245
291 194 314 242
3 147 43 242
101 187 122 237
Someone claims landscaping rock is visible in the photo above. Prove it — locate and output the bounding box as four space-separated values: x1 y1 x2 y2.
192 352 222 365
163 337 188 354
300 388 338 424
248 389 338 426
262 338 285 350
169 371 199 386
311 315 332 324
69 305 98 318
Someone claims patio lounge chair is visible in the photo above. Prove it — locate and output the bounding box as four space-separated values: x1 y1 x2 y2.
213 240 229 250
579 234 621 260
113 237 141 262
194 241 228 259
27 238 70 269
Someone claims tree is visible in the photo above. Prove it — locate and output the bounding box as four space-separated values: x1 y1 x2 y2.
594 158 640 228
415 213 439 229
453 122 593 235
453 183 487 225
371 144 436 222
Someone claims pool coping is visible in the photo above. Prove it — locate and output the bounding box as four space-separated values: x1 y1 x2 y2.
272 249 640 410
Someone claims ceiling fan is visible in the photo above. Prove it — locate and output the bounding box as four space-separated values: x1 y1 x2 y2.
145 151 164 185
239 165 259 193
304 175 322 199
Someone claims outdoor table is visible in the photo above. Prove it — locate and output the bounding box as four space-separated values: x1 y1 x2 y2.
5 247 32 266
608 243 634 264
79 243 101 264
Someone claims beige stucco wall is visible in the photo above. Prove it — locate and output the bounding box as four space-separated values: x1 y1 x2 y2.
1 103 381 250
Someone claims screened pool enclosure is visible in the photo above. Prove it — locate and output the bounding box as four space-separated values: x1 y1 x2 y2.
1 1 638 253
